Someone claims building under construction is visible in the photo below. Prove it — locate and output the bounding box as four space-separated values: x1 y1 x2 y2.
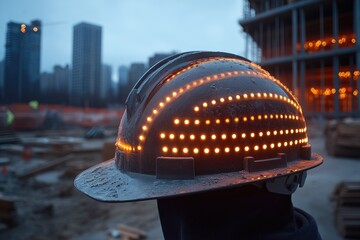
239 0 360 118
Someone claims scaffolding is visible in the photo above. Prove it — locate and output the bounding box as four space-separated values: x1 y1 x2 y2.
240 0 360 118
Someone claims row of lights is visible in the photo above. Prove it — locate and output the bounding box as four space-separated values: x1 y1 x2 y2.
310 87 358 97
161 138 309 154
193 92 300 113
173 114 300 126
159 127 306 141
338 70 360 80
137 58 301 151
303 34 356 52
20 24 38 33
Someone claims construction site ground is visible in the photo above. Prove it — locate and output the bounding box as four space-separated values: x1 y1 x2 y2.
0 124 359 240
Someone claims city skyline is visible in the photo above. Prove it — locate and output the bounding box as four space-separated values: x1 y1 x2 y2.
0 0 244 80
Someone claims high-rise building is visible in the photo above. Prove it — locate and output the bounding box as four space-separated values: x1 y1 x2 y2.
239 0 360 118
148 52 177 68
40 64 70 104
71 22 102 107
54 64 70 104
128 63 146 87
0 59 4 100
3 20 41 104
118 65 128 104
100 64 113 101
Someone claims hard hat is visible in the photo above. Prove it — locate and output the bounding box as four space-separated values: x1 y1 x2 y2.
74 51 323 202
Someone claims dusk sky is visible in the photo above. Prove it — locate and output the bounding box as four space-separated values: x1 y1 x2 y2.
0 0 245 80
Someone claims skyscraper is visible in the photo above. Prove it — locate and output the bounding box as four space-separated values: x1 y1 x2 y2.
100 64 113 102
118 65 128 104
0 59 4 100
3 20 41 104
71 22 102 107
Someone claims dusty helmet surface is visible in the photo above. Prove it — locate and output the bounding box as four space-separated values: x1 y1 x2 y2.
74 51 322 202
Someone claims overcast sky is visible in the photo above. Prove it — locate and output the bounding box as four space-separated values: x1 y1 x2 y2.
0 0 245 79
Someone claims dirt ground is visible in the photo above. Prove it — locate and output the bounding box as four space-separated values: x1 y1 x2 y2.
0 124 359 240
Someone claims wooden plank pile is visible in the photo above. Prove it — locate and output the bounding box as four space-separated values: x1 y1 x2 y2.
107 224 147 240
325 119 360 157
333 182 360 238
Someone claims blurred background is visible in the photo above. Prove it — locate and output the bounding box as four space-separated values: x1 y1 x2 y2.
0 0 359 239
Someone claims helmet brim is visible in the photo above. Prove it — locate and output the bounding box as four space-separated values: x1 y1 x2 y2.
74 153 323 202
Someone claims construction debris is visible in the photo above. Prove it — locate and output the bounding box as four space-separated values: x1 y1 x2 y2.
333 181 360 238
325 119 360 157
17 154 74 179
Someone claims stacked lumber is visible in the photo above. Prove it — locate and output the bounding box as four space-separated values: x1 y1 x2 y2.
333 182 360 238
325 119 360 157
108 224 147 240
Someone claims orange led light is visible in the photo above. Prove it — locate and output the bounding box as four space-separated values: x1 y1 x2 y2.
162 146 168 152
194 106 199 112
225 147 230 153
231 133 237 139
235 146 240 152
195 119 200 125
139 135 145 141
262 144 267 150
169 134 175 139
205 120 211 125
190 134 195 140
172 147 178 153
241 133 246 138
184 119 190 125
142 125 147 131
244 146 250 152
221 134 227 139
147 117 152 122
204 148 210 154
215 148 220 153
160 133 166 138
194 148 199 154
200 134 206 140
203 102 208 107
179 134 185 140
183 148 189 154
211 134 216 140
254 145 259 151
174 119 180 124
